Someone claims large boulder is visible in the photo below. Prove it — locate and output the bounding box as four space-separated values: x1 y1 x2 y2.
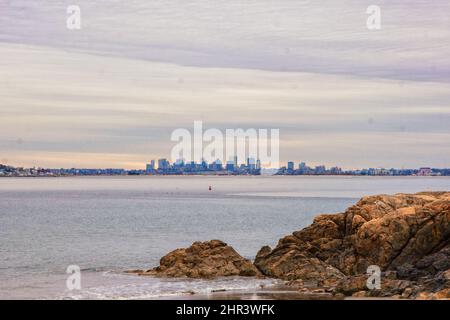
140 240 260 278
254 192 450 298
254 242 345 286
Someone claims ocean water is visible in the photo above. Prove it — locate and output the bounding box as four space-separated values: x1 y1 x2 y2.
0 176 449 299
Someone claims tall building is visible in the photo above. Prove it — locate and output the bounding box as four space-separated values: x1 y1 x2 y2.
315 165 326 174
158 158 169 170
226 161 235 172
146 160 155 174
212 159 223 171
174 158 184 167
287 161 294 171
248 158 256 170
330 166 342 175
201 158 208 170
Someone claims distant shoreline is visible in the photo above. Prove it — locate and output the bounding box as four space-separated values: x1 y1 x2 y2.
2 174 450 178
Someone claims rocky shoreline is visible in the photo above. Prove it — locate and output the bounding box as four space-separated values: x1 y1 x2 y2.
129 192 450 300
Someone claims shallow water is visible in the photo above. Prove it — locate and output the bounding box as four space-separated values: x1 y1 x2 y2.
0 176 448 299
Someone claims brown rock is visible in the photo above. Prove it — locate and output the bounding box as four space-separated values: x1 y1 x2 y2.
397 247 450 280
433 288 450 299
415 292 433 300
334 275 367 295
352 290 367 298
254 192 450 298
334 274 413 298
142 240 260 278
401 287 414 298
416 288 450 300
443 269 450 281
254 244 345 284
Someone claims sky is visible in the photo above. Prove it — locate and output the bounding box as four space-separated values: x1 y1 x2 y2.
0 0 450 169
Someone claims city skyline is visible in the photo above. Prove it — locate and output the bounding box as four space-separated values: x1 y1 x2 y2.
1 155 450 172
1 158 449 177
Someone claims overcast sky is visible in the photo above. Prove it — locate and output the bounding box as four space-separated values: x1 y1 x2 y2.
1 0 450 169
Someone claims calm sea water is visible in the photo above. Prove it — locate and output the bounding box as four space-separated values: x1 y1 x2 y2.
0 176 449 299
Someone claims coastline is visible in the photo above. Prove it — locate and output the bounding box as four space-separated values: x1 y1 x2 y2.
165 288 338 301
2 174 450 178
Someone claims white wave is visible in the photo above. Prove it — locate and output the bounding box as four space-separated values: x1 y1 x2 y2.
59 272 282 300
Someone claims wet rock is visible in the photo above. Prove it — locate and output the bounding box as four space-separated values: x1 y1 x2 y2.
124 269 144 274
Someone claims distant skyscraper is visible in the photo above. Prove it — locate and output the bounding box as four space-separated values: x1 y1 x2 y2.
248 158 256 170
158 158 169 170
174 158 184 167
287 161 294 171
315 165 326 174
201 158 208 170
146 160 155 174
226 161 235 172
213 159 223 171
